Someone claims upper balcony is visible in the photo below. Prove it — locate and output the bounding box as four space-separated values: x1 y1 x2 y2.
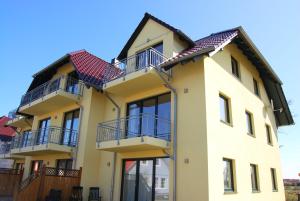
10 127 78 156
102 48 171 96
6 109 32 129
19 76 84 115
0 142 24 159
96 114 171 152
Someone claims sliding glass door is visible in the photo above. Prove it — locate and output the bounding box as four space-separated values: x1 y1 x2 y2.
37 118 51 145
62 109 79 146
126 93 171 139
121 158 169 201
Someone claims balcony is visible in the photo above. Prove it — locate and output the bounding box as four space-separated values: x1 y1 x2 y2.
6 109 32 128
102 48 170 96
96 114 171 152
0 142 24 159
19 76 84 115
10 127 78 156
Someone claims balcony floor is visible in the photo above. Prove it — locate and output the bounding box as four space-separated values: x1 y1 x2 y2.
19 90 80 115
6 117 32 128
10 143 73 156
96 136 170 152
103 67 169 96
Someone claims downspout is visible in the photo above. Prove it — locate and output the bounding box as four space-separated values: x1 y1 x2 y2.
103 92 120 201
73 104 83 169
154 68 177 201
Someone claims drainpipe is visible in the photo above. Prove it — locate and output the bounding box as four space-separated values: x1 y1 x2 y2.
103 92 120 201
73 104 83 169
154 68 177 201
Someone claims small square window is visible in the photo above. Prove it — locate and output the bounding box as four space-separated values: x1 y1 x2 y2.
220 95 231 124
246 111 254 135
266 125 273 145
231 57 240 79
223 158 235 192
250 164 259 192
271 168 278 191
253 78 260 97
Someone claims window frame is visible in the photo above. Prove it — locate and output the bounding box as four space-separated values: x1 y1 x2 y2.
266 124 273 145
219 94 231 125
271 168 278 191
231 56 240 79
223 158 235 193
250 164 260 192
245 111 254 136
253 78 260 97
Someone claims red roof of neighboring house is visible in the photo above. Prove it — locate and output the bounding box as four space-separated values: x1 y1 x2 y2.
0 116 15 137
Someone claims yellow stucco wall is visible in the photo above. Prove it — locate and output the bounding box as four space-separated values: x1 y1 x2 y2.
203 44 284 201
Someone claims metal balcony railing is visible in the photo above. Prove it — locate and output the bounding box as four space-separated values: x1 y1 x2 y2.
8 109 17 119
11 127 78 150
103 48 169 83
0 142 11 154
20 76 84 106
97 114 171 143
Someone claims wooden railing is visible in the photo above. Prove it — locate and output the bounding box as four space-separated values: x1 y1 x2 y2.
14 165 82 201
0 168 23 197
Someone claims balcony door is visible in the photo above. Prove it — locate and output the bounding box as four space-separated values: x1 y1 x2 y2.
62 109 79 146
30 160 43 175
121 158 169 201
126 93 170 139
136 43 163 70
66 71 80 95
37 118 51 145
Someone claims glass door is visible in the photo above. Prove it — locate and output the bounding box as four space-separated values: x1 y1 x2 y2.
62 109 80 146
37 118 51 145
121 158 169 201
30 160 43 175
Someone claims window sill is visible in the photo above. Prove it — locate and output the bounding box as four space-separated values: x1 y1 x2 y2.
247 133 255 138
268 143 273 146
224 191 237 195
273 190 278 192
252 190 260 193
220 120 232 127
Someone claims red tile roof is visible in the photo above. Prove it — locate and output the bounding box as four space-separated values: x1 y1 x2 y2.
162 28 239 66
69 50 121 88
0 116 15 137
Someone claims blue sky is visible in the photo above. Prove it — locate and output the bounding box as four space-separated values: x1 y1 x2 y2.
0 0 299 178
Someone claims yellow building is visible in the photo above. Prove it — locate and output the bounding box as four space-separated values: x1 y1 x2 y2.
5 13 293 201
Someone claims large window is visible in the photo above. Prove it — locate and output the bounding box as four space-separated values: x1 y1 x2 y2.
245 111 254 135
266 124 273 145
121 158 169 201
219 94 231 124
250 164 259 192
271 168 278 191
231 56 240 79
37 118 51 145
223 158 235 192
253 78 260 97
126 93 171 140
62 109 80 146
56 159 73 175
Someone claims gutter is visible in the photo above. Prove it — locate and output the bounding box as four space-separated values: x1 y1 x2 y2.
103 92 120 201
154 68 177 201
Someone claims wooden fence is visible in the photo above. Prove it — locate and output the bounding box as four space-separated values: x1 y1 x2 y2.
14 166 82 201
0 168 23 197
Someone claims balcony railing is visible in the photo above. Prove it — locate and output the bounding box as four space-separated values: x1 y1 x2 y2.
103 48 169 83
0 142 11 154
8 109 17 119
20 76 84 106
11 127 78 149
97 114 171 143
